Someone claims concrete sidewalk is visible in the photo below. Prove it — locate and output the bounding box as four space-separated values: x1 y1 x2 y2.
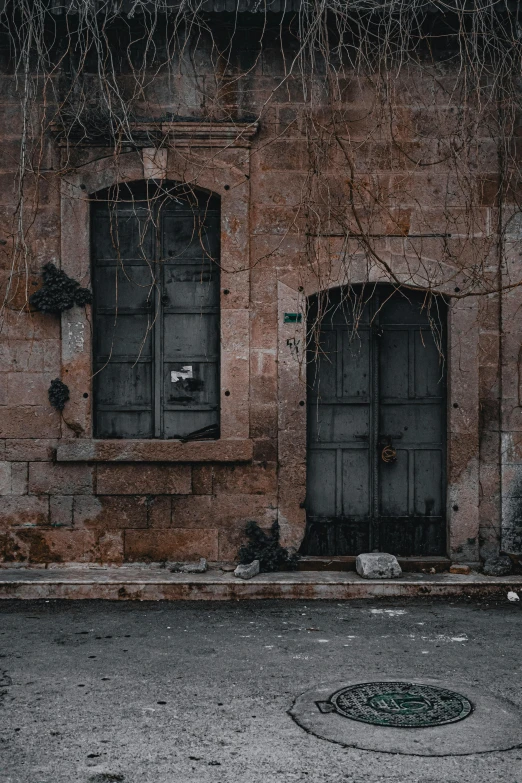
1 565 522 600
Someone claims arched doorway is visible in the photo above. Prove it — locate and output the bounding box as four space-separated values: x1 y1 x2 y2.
302 284 447 557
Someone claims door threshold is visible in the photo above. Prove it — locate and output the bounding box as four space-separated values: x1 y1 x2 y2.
298 556 451 573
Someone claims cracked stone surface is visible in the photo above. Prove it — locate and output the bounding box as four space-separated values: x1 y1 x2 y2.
0 598 522 782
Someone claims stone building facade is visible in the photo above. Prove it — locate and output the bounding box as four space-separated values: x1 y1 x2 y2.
0 3 520 567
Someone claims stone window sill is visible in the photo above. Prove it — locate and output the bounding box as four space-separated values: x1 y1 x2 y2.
56 439 253 463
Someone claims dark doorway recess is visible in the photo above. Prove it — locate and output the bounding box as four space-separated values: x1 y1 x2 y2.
91 181 220 440
301 284 447 557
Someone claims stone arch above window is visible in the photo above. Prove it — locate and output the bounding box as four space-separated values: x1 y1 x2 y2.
91 180 221 440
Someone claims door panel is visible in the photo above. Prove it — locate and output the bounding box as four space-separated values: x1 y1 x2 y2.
303 284 447 557
341 331 370 398
307 449 337 517
379 451 409 517
308 405 370 443
379 405 443 442
341 448 371 517
414 331 444 397
379 330 409 398
414 450 443 517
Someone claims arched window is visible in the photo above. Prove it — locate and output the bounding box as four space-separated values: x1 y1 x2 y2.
91 181 220 439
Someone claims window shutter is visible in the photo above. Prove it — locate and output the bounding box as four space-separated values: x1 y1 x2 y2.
92 183 220 439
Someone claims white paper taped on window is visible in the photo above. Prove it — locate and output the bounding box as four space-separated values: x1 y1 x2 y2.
171 366 193 383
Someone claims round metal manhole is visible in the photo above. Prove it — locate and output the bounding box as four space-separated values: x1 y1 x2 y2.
291 678 522 755
316 681 472 728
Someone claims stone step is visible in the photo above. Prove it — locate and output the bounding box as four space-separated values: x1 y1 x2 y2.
0 567 521 601
298 556 452 573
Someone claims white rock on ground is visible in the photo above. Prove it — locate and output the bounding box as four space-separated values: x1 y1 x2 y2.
355 552 402 579
234 560 260 579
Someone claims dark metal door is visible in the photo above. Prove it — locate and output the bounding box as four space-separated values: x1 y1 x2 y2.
302 285 447 556
92 182 220 439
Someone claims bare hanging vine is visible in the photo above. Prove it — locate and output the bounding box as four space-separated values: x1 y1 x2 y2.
0 0 520 339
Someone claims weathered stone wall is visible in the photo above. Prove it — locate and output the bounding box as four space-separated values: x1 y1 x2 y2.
0 19 517 565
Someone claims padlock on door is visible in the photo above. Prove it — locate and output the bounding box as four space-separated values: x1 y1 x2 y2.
378 435 398 463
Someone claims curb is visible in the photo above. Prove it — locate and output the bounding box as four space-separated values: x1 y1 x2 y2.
1 568 522 600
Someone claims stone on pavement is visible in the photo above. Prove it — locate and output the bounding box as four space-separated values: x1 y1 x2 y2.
356 553 402 579
234 559 260 579
169 557 207 573
450 564 471 575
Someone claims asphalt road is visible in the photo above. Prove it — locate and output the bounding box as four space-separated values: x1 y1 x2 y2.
1 598 522 782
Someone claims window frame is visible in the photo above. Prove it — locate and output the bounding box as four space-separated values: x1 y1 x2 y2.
57 140 254 462
91 180 221 440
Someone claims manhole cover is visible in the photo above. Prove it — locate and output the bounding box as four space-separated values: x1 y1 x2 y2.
316 681 472 728
290 678 522 756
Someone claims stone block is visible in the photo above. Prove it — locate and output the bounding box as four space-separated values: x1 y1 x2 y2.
7 373 53 406
217 527 247 562
169 494 278 531
74 495 148 529
5 439 58 461
163 495 212 528
0 374 7 406
257 141 306 171
250 354 278 405
252 438 277 462
146 495 172 528
355 553 402 579
29 463 94 495
10 463 28 495
0 495 48 529
49 496 73 528
2 309 60 341
249 404 278 440
124 528 218 562
97 531 124 564
212 463 277 495
250 304 277 351
96 464 192 495
192 465 213 495
0 407 60 438
0 461 11 495
8 528 122 564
